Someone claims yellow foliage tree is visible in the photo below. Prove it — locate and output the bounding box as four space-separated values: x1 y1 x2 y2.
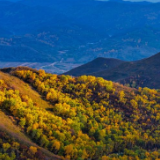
53 140 61 151
29 146 37 155
65 144 73 155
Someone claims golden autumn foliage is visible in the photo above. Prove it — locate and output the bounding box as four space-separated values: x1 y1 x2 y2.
0 69 160 159
52 140 61 151
29 146 37 155
0 131 45 159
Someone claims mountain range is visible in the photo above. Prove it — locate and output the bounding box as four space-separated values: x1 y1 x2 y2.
1 0 160 73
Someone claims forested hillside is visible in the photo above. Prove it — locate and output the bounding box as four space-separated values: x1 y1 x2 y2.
0 71 61 159
0 67 160 159
0 130 47 160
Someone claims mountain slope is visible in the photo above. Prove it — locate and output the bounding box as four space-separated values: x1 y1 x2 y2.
64 57 124 76
3 67 160 159
0 70 53 110
1 67 160 159
0 71 60 160
93 52 160 88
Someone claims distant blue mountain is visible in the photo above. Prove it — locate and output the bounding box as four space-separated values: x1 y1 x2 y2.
0 0 160 64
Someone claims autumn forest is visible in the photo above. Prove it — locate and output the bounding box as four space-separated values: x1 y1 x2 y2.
0 67 159 159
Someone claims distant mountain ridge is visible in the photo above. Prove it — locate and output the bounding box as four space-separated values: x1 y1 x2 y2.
1 0 160 68
65 52 160 89
64 57 124 76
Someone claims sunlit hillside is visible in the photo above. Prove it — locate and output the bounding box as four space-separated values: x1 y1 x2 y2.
0 67 160 159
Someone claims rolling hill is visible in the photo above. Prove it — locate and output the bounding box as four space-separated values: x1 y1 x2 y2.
64 57 124 76
1 66 160 159
0 67 159 159
65 52 160 89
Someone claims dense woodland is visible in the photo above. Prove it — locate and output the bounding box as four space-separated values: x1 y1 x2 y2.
0 68 160 159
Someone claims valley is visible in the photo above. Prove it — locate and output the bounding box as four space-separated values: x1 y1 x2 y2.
0 62 81 74
1 0 160 70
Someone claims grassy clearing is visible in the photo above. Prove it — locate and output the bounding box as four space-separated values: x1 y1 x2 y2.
0 71 53 110
0 110 60 159
0 71 60 159
0 110 32 143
